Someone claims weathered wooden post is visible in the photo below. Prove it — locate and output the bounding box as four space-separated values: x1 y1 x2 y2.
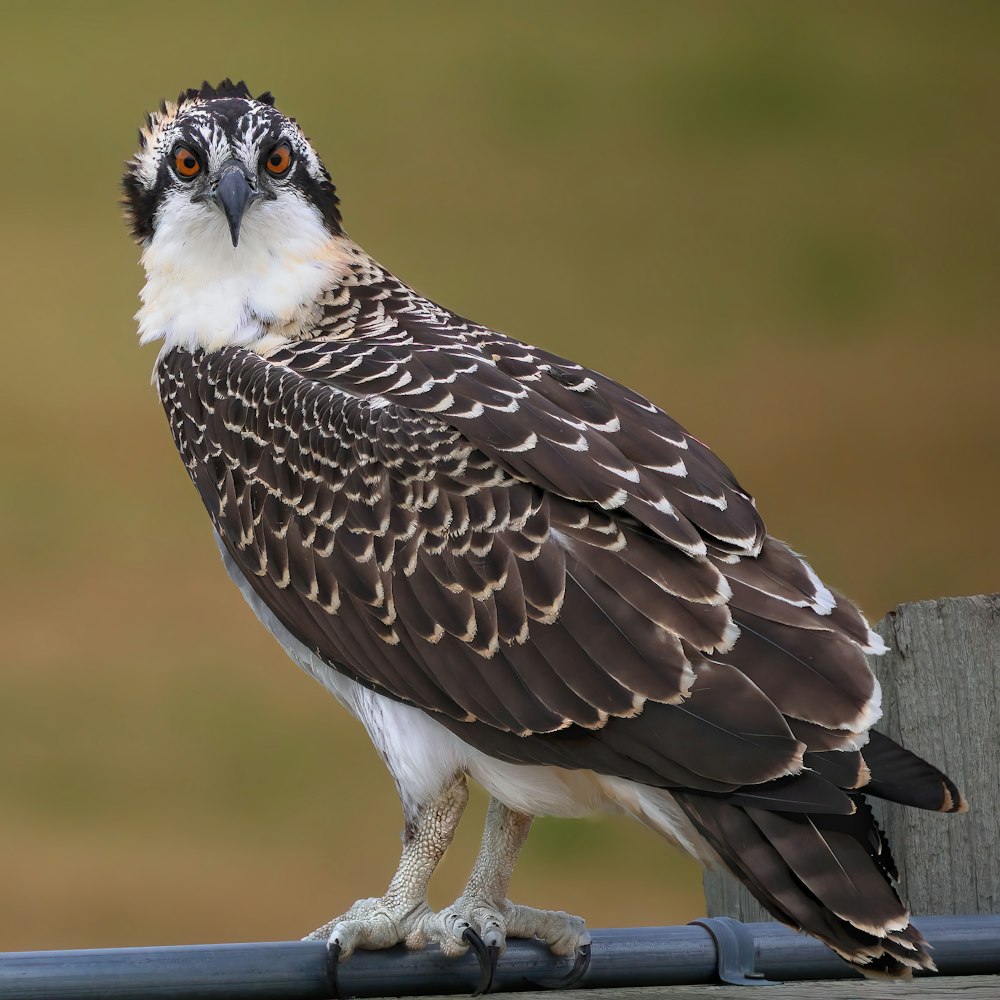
703 593 1000 922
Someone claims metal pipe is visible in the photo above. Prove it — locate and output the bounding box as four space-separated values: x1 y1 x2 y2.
0 915 997 999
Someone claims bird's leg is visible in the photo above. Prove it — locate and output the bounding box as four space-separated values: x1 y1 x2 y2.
304 786 588 993
414 796 590 981
304 774 469 957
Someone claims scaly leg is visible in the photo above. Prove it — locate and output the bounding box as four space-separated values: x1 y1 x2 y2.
304 775 471 957
305 787 589 994
412 797 590 989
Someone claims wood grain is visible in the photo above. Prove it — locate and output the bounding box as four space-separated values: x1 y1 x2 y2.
869 594 1000 915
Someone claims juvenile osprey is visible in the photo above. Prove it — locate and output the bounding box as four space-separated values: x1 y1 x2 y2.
123 80 965 988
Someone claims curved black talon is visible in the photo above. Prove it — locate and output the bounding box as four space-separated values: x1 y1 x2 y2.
463 926 498 996
522 941 592 991
324 940 354 1000
559 942 592 990
485 942 502 992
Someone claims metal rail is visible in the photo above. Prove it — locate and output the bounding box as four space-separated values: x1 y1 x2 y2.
1 915 997 999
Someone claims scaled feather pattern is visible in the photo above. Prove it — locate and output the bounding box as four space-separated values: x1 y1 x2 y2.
130 82 966 982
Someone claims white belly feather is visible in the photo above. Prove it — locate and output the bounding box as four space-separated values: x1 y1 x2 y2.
215 534 714 861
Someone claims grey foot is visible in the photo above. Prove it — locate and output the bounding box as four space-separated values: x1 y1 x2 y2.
304 894 492 960
414 896 590 994
305 895 589 994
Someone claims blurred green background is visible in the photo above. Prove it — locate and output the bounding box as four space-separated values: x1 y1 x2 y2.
1 0 997 951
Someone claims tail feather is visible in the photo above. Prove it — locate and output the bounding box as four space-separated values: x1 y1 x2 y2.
808 796 899 883
862 731 968 813
674 790 936 979
724 769 855 814
744 806 905 934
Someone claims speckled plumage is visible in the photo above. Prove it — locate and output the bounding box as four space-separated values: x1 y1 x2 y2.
155 252 882 745
127 81 966 982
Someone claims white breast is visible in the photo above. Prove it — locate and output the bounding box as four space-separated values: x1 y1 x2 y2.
136 190 349 352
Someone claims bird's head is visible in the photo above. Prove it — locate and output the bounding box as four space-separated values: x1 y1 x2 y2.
124 81 351 351
122 79 341 249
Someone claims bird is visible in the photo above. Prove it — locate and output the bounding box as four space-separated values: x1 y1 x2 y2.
123 79 966 989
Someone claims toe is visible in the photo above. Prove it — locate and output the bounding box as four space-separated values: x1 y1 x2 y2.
505 904 588 957
438 901 509 958
326 909 400 959
438 912 476 958
548 917 589 957
481 919 505 952
472 906 506 953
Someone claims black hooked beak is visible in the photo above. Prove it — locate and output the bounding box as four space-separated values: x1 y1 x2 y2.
213 161 256 247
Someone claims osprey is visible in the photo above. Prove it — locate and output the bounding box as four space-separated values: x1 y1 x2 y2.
123 80 965 988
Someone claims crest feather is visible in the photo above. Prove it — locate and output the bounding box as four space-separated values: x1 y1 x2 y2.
178 79 275 107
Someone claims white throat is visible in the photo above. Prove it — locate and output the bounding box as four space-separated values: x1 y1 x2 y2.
136 191 349 353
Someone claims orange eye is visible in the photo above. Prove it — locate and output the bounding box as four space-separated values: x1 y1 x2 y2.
173 147 200 178
265 143 292 176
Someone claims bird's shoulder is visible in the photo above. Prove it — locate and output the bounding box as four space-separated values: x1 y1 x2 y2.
255 293 767 561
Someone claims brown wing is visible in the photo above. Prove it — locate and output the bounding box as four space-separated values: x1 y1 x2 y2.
269 327 887 727
159 347 757 742
156 335 895 779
